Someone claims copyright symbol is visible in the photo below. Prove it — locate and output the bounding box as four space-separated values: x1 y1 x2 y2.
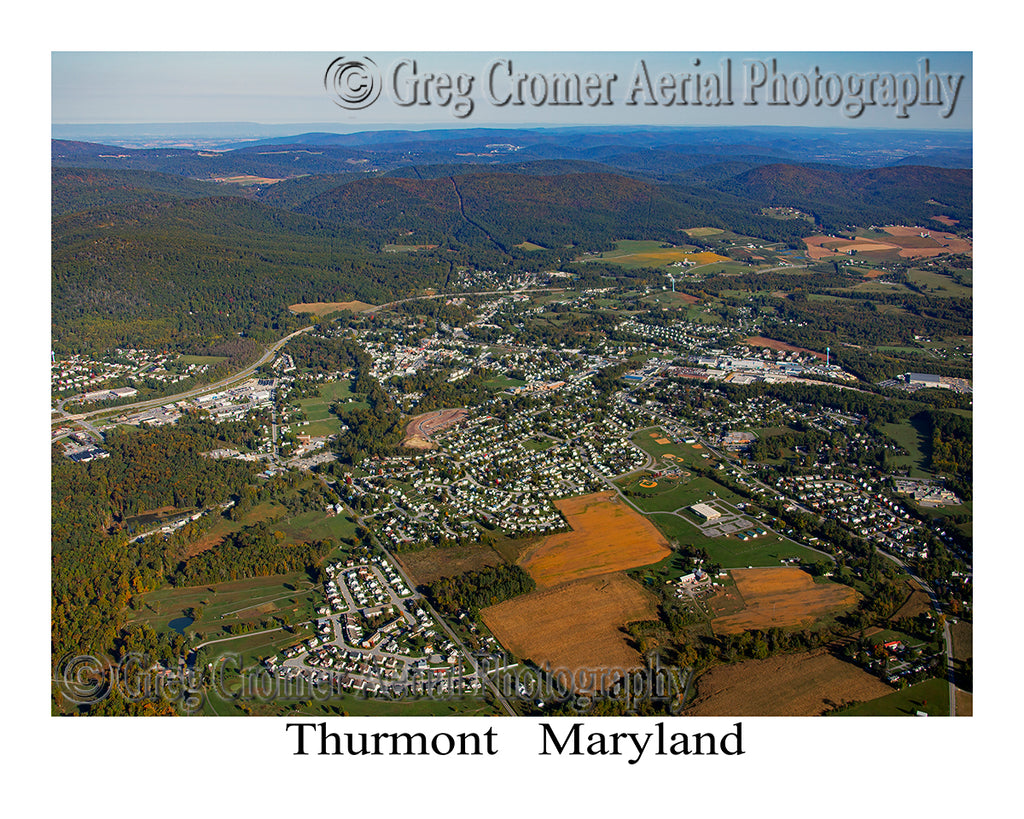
324 56 381 110
56 654 111 705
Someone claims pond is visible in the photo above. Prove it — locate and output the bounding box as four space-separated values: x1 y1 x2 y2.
168 616 194 635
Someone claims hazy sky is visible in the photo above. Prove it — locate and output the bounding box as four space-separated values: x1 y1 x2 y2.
52 51 972 132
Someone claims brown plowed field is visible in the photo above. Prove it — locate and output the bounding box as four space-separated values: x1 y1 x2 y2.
480 573 658 686
683 649 893 715
710 568 859 633
520 492 671 589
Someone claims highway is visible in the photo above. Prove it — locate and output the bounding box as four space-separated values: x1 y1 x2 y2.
52 325 314 427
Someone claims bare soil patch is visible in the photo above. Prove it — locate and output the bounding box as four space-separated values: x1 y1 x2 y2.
744 336 825 360
402 408 469 450
683 649 893 715
288 300 377 316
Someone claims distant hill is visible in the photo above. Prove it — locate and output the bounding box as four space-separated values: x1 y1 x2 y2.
293 171 730 249
52 167 236 215
712 163 972 229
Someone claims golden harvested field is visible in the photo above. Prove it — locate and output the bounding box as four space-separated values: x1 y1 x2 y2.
480 573 658 685
520 492 671 589
288 300 377 316
683 649 893 715
710 568 859 633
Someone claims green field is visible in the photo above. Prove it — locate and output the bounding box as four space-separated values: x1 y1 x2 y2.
881 419 932 476
130 571 321 640
835 676 950 716
646 510 822 569
277 509 359 543
295 378 368 435
618 473 735 514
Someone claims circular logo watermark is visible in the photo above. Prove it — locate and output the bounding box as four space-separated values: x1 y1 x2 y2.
324 57 382 110
55 654 111 705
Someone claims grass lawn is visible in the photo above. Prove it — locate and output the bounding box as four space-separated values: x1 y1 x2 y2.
130 571 321 639
648 513 824 569
836 676 950 716
295 378 368 433
483 374 528 391
277 509 359 543
881 419 933 476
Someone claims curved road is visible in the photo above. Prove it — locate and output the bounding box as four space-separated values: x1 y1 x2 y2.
53 325 314 426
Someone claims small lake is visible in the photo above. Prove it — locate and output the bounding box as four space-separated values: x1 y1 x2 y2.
168 616 194 635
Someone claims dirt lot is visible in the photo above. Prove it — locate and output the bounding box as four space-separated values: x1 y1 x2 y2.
520 492 671 589
402 408 469 450
395 543 504 586
288 300 377 316
743 336 825 360
709 568 859 633
481 573 658 687
683 649 893 715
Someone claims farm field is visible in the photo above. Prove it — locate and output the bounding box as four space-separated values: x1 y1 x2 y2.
396 541 505 586
683 648 893 715
890 578 936 621
592 239 730 269
803 227 972 262
709 567 860 633
520 491 671 588
480 572 659 687
287 300 377 316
